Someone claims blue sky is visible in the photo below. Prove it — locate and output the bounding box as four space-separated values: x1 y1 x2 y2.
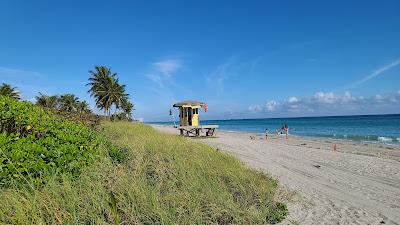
1 0 399 122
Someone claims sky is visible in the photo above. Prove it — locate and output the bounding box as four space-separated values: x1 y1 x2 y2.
1 0 399 122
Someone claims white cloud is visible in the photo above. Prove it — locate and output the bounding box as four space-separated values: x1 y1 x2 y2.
351 58 400 87
152 59 182 77
288 96 299 103
266 100 278 111
249 100 279 113
248 105 263 112
146 58 183 87
343 91 353 101
248 91 400 115
313 92 337 104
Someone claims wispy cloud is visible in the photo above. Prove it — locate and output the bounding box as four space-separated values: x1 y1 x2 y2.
206 57 235 94
351 58 400 88
144 57 193 112
146 58 183 87
0 66 43 78
249 91 400 116
152 59 182 77
206 56 258 95
146 73 165 88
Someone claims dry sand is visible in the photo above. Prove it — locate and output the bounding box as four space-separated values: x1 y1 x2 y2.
151 125 400 225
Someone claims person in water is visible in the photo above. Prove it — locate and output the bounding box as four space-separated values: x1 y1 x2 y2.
277 126 283 135
283 124 289 138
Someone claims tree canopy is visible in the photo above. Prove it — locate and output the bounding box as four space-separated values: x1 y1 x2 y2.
87 66 133 119
0 83 20 100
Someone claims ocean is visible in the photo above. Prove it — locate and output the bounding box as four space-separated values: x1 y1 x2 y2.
151 114 400 144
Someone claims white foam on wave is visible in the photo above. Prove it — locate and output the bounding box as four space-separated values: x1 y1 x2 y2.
397 137 400 142
378 136 393 142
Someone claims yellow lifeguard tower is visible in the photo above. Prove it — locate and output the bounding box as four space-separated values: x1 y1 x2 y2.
173 100 218 136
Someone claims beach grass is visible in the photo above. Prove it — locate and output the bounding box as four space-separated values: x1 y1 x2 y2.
0 121 287 224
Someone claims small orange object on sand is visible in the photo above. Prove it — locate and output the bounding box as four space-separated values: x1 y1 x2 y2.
333 144 337 151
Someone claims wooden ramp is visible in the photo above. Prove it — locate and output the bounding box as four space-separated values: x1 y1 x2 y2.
179 125 219 137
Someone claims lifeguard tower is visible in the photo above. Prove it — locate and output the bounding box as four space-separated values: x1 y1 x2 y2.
173 100 218 136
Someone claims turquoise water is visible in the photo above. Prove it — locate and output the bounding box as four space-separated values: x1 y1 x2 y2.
151 114 400 144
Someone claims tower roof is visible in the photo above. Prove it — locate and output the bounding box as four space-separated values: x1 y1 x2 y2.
173 100 205 107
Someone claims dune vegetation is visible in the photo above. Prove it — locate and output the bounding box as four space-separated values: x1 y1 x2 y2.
0 66 287 224
0 98 287 224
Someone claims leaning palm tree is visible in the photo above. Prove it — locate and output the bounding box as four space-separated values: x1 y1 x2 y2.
76 101 91 114
59 94 79 112
35 93 59 109
0 83 20 100
87 66 128 117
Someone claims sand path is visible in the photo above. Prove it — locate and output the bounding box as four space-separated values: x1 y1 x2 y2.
152 125 400 225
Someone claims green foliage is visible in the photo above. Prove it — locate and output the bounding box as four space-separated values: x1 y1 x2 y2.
0 83 20 100
87 66 133 119
49 108 100 130
35 93 92 115
109 191 120 225
266 202 288 224
0 116 287 224
120 97 134 120
76 100 91 114
59 94 79 112
35 92 59 108
0 96 114 187
110 112 131 121
35 92 98 129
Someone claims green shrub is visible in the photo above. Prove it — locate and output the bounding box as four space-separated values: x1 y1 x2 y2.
49 109 101 130
0 96 114 187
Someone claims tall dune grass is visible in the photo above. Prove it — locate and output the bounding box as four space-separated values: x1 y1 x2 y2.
0 121 287 224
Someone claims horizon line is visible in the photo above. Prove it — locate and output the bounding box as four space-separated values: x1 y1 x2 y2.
147 112 400 123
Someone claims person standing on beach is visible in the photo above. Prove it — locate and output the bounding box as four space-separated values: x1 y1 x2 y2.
284 124 289 139
265 129 269 140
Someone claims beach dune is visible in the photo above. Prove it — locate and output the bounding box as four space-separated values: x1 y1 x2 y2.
152 125 400 225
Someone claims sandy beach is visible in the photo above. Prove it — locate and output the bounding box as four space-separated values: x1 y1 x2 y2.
151 125 400 225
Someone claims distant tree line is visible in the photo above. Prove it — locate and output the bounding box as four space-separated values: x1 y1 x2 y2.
35 93 91 114
0 65 134 121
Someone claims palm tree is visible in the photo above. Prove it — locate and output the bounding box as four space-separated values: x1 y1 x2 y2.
120 97 134 120
87 66 129 117
0 83 20 100
76 101 91 114
35 93 59 108
59 94 79 112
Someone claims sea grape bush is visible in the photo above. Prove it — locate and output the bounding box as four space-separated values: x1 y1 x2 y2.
49 109 101 130
0 96 115 187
